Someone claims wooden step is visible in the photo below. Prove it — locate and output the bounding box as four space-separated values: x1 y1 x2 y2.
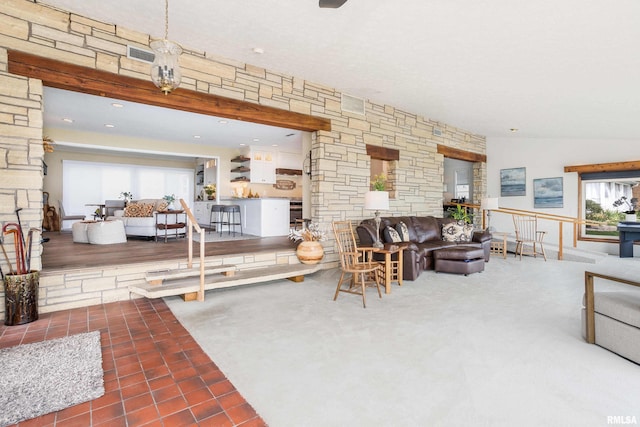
145 265 237 285
131 264 320 299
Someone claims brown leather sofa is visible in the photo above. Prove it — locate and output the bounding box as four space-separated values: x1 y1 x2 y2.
356 216 492 281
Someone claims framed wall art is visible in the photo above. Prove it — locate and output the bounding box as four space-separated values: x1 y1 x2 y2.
533 177 563 208
500 167 526 196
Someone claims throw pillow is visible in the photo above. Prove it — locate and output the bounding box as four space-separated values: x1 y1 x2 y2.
124 203 154 217
396 221 410 242
442 222 474 243
384 226 402 243
157 201 169 212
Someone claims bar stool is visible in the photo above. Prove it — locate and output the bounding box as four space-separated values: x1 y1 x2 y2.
221 205 243 236
209 205 224 233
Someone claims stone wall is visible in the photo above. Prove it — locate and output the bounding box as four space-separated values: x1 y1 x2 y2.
0 0 486 313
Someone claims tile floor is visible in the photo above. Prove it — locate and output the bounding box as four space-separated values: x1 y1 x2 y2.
0 299 266 427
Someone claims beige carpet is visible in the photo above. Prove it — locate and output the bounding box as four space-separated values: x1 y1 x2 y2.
165 254 640 427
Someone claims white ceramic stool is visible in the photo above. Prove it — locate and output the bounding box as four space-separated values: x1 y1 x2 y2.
72 221 90 243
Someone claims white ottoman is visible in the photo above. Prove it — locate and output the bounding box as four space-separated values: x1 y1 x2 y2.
86 220 127 245
72 221 91 243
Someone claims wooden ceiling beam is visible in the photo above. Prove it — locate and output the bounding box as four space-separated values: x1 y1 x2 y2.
564 160 640 174
437 144 486 163
7 50 331 133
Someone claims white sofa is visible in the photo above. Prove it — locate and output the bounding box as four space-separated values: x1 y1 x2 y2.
583 271 640 364
107 199 186 238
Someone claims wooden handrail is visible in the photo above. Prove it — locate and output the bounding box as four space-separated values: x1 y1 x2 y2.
455 202 609 261
179 199 206 301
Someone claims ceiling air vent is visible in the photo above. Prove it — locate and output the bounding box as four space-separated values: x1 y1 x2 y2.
127 45 155 64
341 93 365 115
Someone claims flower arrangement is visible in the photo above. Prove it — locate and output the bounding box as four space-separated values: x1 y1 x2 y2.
163 194 176 204
372 173 387 191
204 184 216 197
288 222 327 242
119 191 133 203
613 196 638 213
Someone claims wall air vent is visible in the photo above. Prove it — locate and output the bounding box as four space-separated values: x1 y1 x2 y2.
341 93 366 115
433 127 443 137
127 45 155 64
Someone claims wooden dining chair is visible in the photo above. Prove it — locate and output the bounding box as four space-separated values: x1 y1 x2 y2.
332 220 383 308
512 214 547 261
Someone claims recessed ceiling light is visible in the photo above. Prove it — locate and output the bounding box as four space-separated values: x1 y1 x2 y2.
193 135 201 139
252 47 264 54
240 143 246 146
218 120 228 124
62 118 73 123
111 103 123 108
104 124 115 128
252 138 260 142
272 144 278 147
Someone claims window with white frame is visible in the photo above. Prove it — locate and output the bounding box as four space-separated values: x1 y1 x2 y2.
62 160 194 217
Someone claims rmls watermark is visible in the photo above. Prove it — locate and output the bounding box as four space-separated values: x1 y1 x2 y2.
608 415 638 425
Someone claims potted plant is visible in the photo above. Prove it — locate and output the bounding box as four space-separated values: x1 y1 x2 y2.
372 173 387 191
289 223 327 264
448 204 473 224
204 184 216 200
163 194 176 210
613 196 638 221
119 191 133 206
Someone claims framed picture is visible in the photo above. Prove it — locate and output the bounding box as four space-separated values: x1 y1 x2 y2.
534 177 563 208
500 167 526 196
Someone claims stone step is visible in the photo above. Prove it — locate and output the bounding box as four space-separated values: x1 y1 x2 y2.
145 265 237 285
131 264 320 300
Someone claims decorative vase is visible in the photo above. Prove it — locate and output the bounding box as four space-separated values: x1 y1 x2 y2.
207 195 214 200
4 271 39 326
296 241 324 264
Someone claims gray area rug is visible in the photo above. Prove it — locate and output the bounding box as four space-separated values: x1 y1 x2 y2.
0 331 104 427
192 231 260 243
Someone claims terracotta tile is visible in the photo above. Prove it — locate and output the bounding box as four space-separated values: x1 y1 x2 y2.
119 371 147 388
152 383 182 404
143 364 171 381
184 387 215 407
190 399 224 421
148 374 175 391
161 408 197 426
91 401 124 423
156 395 189 418
125 404 160 426
92 390 122 410
197 411 234 427
120 381 151 400
123 392 155 414
201 369 227 386
238 417 269 427
226 402 259 425
177 376 207 394
209 379 236 397
56 400 91 421
217 391 246 410
94 415 127 426
55 411 92 427
171 365 199 382
15 411 56 426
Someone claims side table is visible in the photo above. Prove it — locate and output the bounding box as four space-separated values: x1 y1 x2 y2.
490 232 509 259
374 243 406 294
156 210 186 242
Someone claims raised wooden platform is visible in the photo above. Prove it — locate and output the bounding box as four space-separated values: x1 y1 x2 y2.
130 264 321 300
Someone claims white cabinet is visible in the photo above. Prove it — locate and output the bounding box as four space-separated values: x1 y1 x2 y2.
249 148 276 184
277 151 302 170
194 201 214 225
233 198 289 237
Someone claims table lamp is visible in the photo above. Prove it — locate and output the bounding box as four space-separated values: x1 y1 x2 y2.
481 197 500 232
365 191 389 248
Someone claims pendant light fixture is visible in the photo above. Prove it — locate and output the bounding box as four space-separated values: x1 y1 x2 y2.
150 0 182 95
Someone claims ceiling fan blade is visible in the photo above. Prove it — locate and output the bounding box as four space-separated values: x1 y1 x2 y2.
319 0 348 8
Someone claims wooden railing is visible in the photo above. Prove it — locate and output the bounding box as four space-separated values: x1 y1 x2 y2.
455 202 604 260
179 199 206 301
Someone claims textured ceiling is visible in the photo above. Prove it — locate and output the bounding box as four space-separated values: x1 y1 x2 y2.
40 0 640 140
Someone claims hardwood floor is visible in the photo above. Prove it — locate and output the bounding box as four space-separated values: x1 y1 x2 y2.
42 231 293 270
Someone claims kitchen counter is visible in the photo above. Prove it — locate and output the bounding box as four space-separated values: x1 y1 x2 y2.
228 198 290 237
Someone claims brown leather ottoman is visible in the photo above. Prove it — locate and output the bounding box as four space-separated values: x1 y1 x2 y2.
434 247 485 275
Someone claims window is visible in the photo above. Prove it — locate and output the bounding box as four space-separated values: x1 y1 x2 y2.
63 160 194 216
581 172 640 239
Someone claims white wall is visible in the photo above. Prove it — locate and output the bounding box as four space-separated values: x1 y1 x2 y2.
486 137 640 255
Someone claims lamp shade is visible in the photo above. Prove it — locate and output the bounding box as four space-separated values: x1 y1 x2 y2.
481 197 499 210
365 191 389 211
